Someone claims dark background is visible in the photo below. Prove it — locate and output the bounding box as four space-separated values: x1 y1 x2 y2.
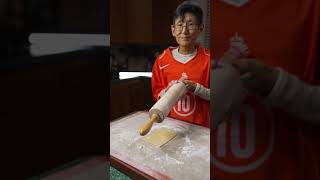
3 0 109 179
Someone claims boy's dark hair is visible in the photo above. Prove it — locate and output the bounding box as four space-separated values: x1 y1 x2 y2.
173 1 203 25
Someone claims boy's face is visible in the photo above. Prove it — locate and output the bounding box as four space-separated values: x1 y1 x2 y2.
171 12 203 48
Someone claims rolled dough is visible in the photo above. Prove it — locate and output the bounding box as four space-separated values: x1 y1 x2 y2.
143 128 177 147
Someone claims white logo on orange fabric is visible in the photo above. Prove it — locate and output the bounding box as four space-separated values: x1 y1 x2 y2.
173 92 196 116
181 72 188 80
159 64 170 70
220 0 249 8
212 103 275 173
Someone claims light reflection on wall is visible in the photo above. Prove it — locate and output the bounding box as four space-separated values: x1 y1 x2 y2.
119 72 152 80
29 33 109 56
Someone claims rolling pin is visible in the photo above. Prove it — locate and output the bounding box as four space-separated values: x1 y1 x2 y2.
139 82 187 136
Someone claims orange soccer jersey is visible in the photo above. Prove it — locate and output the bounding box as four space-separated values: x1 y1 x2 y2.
212 0 320 180
151 45 210 128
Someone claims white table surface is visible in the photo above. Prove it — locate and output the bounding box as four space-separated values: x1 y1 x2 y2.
110 111 210 180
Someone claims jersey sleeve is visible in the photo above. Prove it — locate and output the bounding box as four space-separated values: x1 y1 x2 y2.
151 57 166 101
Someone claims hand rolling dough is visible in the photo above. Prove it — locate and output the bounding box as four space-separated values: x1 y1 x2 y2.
143 128 177 147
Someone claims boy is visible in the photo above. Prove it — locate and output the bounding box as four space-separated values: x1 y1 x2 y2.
151 1 210 127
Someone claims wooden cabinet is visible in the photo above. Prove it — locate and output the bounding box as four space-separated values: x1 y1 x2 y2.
111 0 152 44
110 0 127 43
126 0 152 43
111 0 184 45
152 0 184 45
2 50 108 179
110 77 154 120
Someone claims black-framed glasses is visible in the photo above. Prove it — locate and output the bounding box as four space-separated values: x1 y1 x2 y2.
174 23 198 32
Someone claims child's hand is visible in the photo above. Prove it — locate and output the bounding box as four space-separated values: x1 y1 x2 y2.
182 80 197 92
221 33 249 64
232 58 279 97
165 79 196 93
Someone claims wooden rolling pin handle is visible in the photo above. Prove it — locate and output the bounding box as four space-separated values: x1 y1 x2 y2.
139 114 158 136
